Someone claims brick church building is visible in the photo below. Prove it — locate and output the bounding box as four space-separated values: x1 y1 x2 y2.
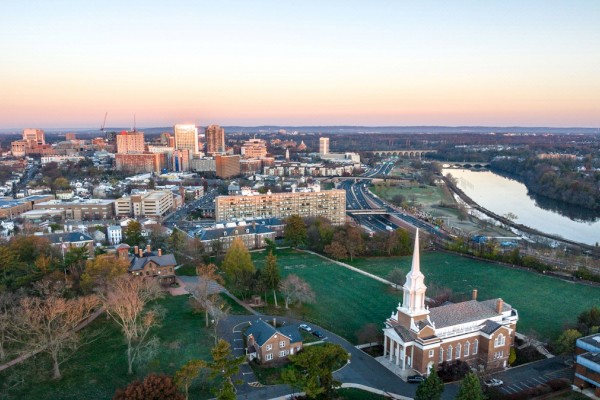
383 231 519 375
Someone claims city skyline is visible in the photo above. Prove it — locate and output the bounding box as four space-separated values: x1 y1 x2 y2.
1 1 600 128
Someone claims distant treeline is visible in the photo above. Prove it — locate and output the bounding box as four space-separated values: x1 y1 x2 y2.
490 156 600 211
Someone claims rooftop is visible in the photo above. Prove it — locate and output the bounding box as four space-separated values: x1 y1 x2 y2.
429 299 509 329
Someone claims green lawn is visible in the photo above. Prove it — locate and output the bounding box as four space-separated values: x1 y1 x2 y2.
371 183 450 207
349 251 600 341
0 295 214 400
252 249 402 344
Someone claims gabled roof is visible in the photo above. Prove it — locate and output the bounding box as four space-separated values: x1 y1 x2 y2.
129 254 177 272
429 299 510 329
244 319 299 347
46 231 93 244
480 319 504 335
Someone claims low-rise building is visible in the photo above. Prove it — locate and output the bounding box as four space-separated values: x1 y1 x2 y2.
192 223 275 253
107 225 123 245
245 319 303 364
33 199 115 220
0 195 55 219
128 245 176 285
46 231 95 256
575 333 600 396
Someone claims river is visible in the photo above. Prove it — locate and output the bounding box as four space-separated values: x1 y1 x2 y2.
442 169 600 246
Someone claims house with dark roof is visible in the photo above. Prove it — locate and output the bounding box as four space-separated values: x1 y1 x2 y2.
245 319 303 364
192 224 276 253
383 231 518 377
574 333 600 396
128 245 177 285
46 231 95 255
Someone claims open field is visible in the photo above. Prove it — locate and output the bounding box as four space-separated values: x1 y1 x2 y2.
0 295 214 400
252 249 401 343
349 251 600 341
371 182 451 207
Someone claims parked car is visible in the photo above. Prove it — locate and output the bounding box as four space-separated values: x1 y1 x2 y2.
312 330 325 339
484 378 503 387
299 324 312 332
407 375 425 383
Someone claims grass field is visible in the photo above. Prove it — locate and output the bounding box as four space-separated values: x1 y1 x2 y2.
349 251 600 341
0 295 214 400
252 249 402 343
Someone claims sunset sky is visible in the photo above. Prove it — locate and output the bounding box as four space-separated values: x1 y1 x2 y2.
1 1 599 129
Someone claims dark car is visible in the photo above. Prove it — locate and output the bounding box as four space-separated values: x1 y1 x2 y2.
407 375 425 383
312 330 325 339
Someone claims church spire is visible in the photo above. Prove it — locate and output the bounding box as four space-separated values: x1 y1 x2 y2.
400 229 429 317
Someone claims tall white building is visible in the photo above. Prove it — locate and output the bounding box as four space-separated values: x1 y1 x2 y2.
319 137 329 155
174 124 199 155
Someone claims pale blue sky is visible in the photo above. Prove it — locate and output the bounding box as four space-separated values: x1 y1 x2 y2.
1 1 599 128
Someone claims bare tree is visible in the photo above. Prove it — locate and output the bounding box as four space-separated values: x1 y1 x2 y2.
207 296 230 345
0 292 18 361
103 276 163 374
11 292 99 379
280 274 316 309
189 263 222 327
387 268 405 289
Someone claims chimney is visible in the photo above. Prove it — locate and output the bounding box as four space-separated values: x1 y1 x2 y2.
146 244 151 253
139 248 143 258
134 245 139 255
158 248 162 257
472 289 478 301
496 298 504 314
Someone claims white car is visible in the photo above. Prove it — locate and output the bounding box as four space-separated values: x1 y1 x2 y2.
484 378 503 387
299 324 312 332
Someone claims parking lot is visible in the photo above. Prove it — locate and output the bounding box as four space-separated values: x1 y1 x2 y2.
490 356 574 396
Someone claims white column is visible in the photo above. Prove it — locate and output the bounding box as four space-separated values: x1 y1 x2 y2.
395 345 400 366
383 335 388 357
402 346 407 370
389 340 394 362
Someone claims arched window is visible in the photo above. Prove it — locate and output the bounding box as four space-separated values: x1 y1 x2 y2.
465 341 470 356
473 339 478 355
439 348 444 363
495 334 505 347
447 345 453 361
456 343 461 359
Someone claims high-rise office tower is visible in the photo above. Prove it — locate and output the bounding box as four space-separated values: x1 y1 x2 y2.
174 124 199 155
116 131 145 154
319 137 329 155
206 125 225 155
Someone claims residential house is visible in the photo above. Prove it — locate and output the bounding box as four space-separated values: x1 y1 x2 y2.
46 231 95 256
128 245 177 285
245 319 303 364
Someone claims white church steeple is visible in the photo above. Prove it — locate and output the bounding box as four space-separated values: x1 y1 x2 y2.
399 230 429 318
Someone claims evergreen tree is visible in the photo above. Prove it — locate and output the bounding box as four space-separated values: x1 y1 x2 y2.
221 238 255 295
455 372 484 400
262 251 280 307
415 368 444 400
123 220 144 247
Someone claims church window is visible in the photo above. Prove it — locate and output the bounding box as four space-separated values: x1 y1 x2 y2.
439 348 444 363
456 343 461 359
447 345 453 361
473 339 478 355
465 341 470 356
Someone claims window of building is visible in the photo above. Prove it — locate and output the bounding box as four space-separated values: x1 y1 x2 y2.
447 345 453 361
456 343 461 359
473 339 478 355
279 350 287 357
265 353 273 361
429 350 434 358
266 344 272 351
279 341 286 348
494 334 506 347
465 341 470 357
439 348 444 363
